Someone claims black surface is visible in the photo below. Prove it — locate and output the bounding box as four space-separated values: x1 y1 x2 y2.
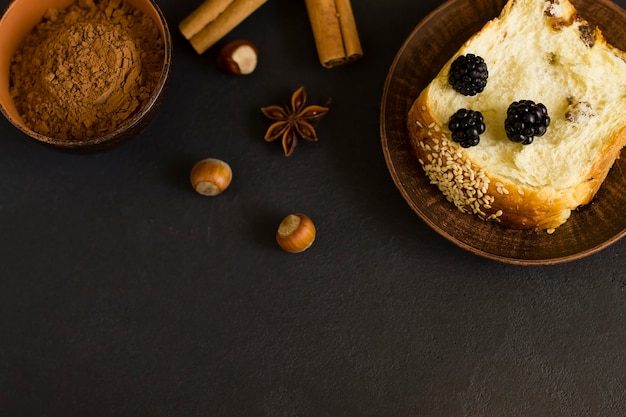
1 0 626 415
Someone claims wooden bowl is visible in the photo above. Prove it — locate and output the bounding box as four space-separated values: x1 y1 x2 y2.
0 0 172 152
380 0 626 265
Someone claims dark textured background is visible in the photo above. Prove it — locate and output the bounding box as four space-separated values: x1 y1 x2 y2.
1 0 626 416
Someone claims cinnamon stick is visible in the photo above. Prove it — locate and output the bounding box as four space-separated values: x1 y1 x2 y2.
179 0 234 40
179 0 269 54
305 0 363 68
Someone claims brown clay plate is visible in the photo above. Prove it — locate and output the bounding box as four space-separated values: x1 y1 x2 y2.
381 0 626 265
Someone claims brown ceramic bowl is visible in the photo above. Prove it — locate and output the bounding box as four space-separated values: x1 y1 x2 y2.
0 0 172 152
381 0 626 265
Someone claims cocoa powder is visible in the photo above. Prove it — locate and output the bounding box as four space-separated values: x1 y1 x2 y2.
9 0 164 141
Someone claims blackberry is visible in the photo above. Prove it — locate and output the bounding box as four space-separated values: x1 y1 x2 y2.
504 100 550 145
448 54 488 96
448 109 486 148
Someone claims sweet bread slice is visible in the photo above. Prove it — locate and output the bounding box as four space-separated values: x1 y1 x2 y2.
407 0 626 232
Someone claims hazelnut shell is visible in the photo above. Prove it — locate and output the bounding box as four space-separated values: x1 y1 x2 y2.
276 213 316 253
190 158 232 196
217 40 258 75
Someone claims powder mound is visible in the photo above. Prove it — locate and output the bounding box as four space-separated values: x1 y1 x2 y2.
9 0 164 141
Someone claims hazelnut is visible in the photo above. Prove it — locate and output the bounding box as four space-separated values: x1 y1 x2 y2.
217 40 258 75
190 158 232 196
276 213 316 253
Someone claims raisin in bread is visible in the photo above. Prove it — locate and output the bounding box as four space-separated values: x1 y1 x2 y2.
407 0 626 232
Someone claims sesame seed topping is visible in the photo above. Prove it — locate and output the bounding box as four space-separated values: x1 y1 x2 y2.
495 182 509 195
416 135 499 221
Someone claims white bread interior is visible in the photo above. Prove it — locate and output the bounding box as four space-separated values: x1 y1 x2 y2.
407 0 626 231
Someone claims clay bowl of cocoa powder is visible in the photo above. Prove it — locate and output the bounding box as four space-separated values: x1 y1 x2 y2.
0 0 172 152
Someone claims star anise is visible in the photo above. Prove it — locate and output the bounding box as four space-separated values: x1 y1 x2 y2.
261 86 329 156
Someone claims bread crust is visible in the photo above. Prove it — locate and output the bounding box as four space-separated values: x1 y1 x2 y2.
406 0 626 232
